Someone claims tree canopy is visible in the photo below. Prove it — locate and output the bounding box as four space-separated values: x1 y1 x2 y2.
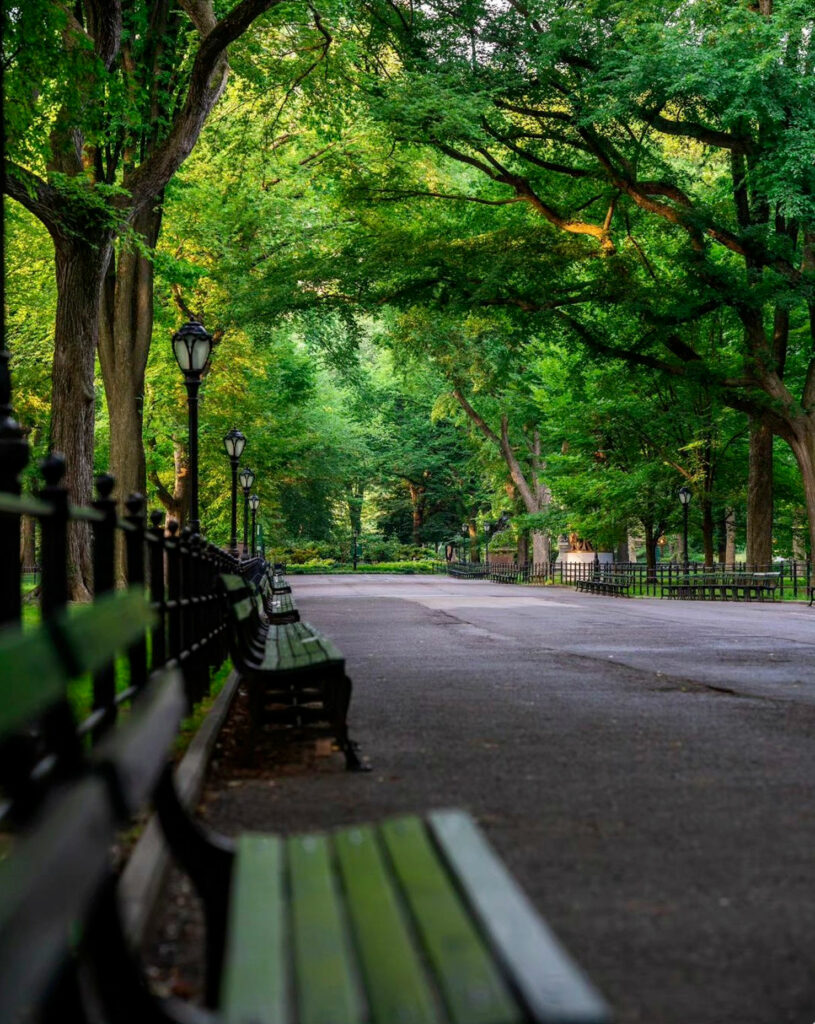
4 0 814 569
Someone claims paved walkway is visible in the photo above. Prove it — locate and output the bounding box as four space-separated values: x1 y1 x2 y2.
198 576 815 1024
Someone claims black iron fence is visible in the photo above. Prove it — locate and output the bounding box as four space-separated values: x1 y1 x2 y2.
0 450 243 727
446 558 813 599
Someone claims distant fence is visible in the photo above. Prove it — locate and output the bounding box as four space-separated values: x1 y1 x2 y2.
447 559 813 600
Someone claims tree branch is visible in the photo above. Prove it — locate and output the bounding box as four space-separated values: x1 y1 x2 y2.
123 0 284 212
641 106 753 155
3 162 63 235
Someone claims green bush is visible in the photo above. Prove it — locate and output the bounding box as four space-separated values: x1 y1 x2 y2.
287 560 441 575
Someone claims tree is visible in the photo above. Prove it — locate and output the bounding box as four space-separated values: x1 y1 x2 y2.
4 0 295 593
347 0 815 557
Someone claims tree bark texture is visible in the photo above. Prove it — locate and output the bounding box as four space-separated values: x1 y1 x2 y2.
746 419 774 565
725 509 736 564
99 202 164 508
51 236 113 598
19 516 36 567
468 522 479 562
786 421 815 558
643 523 656 574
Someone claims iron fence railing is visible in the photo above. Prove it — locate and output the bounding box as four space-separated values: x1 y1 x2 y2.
1 457 242 719
445 558 813 599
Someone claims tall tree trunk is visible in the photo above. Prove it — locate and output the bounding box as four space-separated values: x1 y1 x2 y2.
747 418 774 565
452 392 551 562
725 509 736 563
642 524 655 573
19 516 36 567
99 203 163 508
468 522 479 562
643 523 656 574
517 532 529 565
51 235 113 599
407 482 426 545
531 531 549 564
786 419 815 558
792 508 807 561
701 497 715 566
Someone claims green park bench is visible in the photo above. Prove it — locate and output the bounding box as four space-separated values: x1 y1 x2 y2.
266 588 299 623
220 572 366 771
448 563 488 580
271 570 291 594
661 571 780 601
574 575 631 597
257 572 300 622
0 591 612 1024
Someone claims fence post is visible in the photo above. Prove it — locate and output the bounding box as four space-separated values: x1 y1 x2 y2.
166 521 184 687
148 511 167 672
38 454 70 619
124 493 148 692
91 474 118 734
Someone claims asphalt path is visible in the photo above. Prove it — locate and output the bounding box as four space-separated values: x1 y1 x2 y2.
203 575 815 1024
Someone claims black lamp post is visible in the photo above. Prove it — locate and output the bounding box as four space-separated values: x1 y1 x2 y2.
249 493 259 556
238 466 255 557
461 523 469 562
223 428 246 556
171 321 213 534
678 486 691 571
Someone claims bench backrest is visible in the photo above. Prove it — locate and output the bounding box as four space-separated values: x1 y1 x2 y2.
0 592 187 1021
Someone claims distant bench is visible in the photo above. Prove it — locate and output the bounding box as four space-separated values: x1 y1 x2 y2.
221 572 365 770
448 562 488 580
488 564 524 585
575 575 631 598
661 572 780 601
0 589 612 1024
256 568 299 623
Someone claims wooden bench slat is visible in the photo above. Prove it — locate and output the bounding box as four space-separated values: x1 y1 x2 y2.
381 816 522 1024
0 778 115 1024
288 834 363 1024
222 834 289 1024
260 621 344 673
93 671 187 814
334 824 440 1024
428 811 611 1024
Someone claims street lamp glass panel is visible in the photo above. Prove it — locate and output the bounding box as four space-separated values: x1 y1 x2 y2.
678 486 692 506
239 466 255 490
461 524 468 535
172 321 212 373
249 494 260 511
223 428 246 459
